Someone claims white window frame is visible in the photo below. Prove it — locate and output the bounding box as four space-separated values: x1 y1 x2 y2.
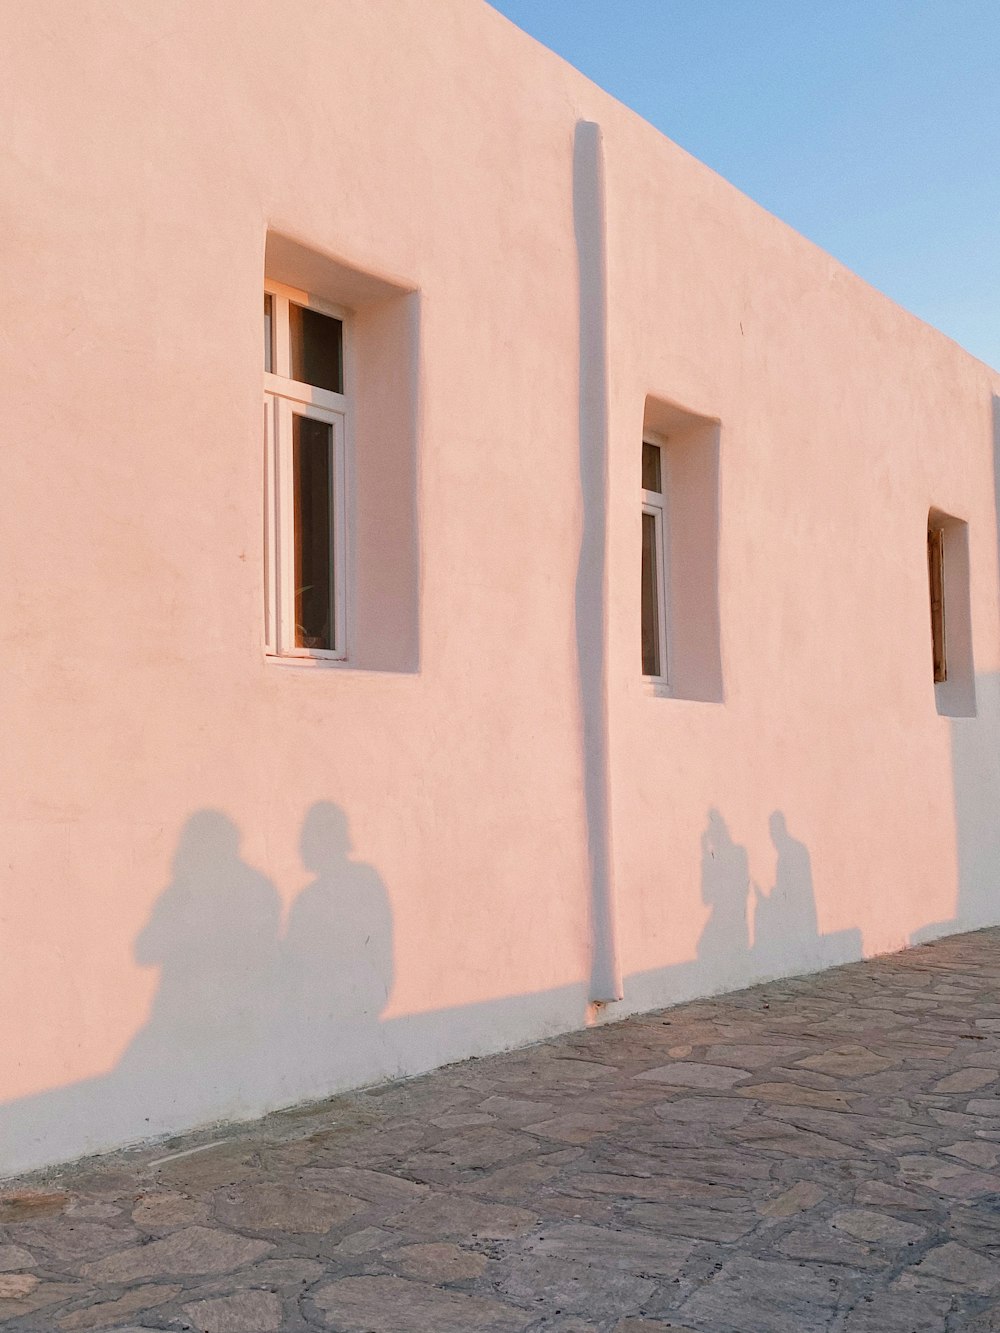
642 433 669 683
264 280 348 661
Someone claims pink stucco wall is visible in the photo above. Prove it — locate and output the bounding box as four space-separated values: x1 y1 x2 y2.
2 0 999 1176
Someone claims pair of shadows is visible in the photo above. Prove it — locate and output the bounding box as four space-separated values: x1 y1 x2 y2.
125 804 394 1097
1 803 394 1162
698 808 862 980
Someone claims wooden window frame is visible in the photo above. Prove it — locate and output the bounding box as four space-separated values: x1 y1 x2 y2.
264 281 348 662
928 524 946 684
641 433 669 683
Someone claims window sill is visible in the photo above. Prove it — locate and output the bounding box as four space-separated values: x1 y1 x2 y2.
265 653 350 670
264 654 421 681
643 678 673 699
642 678 726 704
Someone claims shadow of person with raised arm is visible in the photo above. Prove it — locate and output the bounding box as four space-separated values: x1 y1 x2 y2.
281 801 395 1099
116 809 284 1123
697 807 751 974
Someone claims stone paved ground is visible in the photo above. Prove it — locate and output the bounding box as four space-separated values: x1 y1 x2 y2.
4 930 1000 1331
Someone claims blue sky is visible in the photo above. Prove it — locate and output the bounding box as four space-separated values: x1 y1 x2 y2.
488 1 1000 371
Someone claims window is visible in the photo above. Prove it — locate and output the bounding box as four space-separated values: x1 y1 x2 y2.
926 509 975 717
928 523 946 683
264 283 347 659
641 436 668 680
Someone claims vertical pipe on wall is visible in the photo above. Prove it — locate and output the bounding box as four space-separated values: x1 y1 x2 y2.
573 120 623 1002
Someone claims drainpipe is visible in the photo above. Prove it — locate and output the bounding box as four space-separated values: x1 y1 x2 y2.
573 119 623 1003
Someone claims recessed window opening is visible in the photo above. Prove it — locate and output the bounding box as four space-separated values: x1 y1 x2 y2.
641 395 723 702
641 436 668 680
926 508 975 718
264 281 347 660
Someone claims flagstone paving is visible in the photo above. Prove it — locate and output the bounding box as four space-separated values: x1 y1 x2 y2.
4 928 1000 1330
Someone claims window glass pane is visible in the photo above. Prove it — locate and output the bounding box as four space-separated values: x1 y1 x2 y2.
290 303 343 393
641 510 661 676
264 293 273 373
642 441 662 493
293 415 335 650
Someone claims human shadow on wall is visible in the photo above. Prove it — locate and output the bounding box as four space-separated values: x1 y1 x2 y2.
697 807 751 970
282 801 395 1098
0 801 395 1173
751 812 822 979
628 808 862 1011
115 811 283 1118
